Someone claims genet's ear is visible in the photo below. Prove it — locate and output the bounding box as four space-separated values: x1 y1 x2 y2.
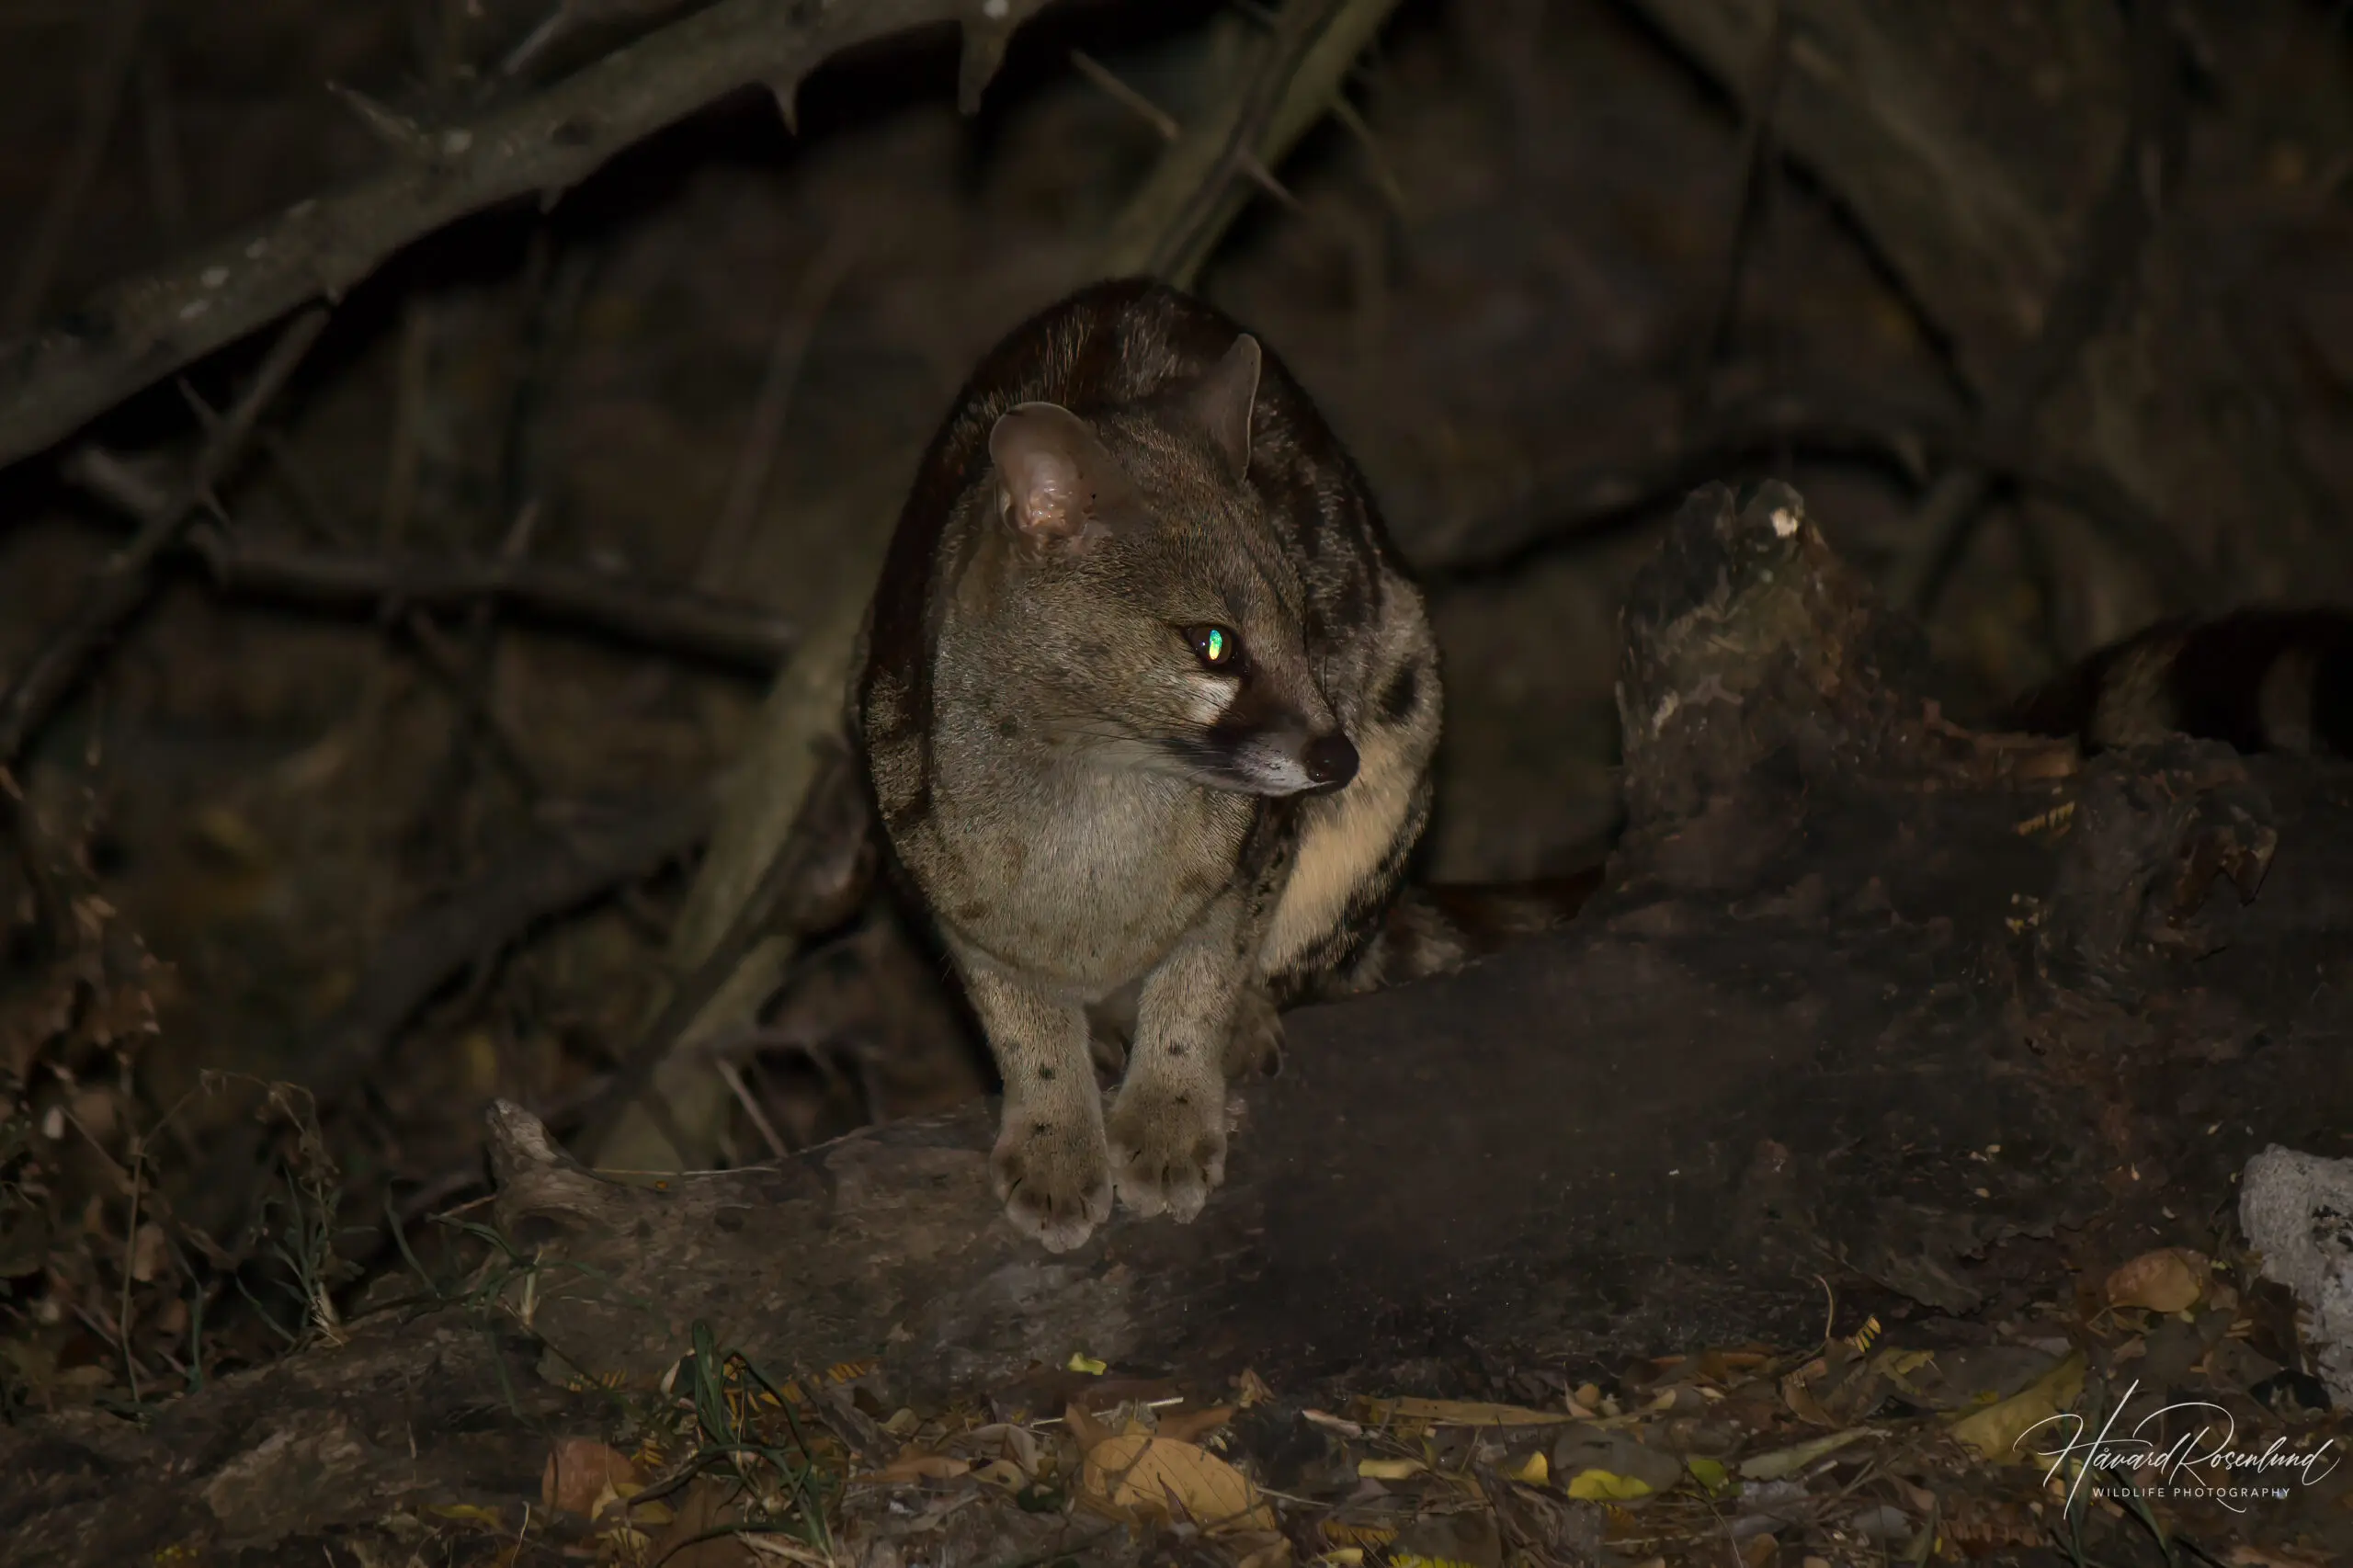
987 403 1130 542
1188 334 1260 480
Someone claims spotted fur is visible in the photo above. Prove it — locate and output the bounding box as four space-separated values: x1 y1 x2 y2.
850 280 1442 1251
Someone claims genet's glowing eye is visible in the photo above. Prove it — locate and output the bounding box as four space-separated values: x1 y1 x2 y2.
1188 624 1241 670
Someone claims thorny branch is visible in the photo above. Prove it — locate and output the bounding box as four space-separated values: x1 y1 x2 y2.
0 307 328 773
0 0 1061 472
1422 381 2208 610
63 447 796 672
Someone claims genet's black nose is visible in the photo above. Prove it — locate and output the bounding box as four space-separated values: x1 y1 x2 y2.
1301 733 1359 790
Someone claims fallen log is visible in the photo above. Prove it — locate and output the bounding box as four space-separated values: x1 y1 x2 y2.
6 481 2349 1564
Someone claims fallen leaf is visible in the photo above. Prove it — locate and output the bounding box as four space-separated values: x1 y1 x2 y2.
1157 1403 1235 1445
426 1504 509 1529
1236 1368 1274 1407
1564 1468 1655 1501
1302 1407 1364 1437
870 1449 970 1483
1948 1351 2086 1463
540 1438 642 1517
1066 1351 1108 1374
1500 1450 1549 1484
1738 1427 1880 1481
2106 1248 2210 1314
1064 1401 1115 1451
647 1478 756 1567
1685 1457 1731 1494
1229 1529 1292 1568
1083 1435 1274 1531
1357 1457 1427 1481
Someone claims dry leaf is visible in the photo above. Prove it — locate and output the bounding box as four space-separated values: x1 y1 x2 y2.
1500 1450 1549 1484
540 1438 642 1517
1563 1468 1654 1501
870 1449 970 1483
647 1478 756 1567
1357 1457 1427 1480
1157 1403 1235 1445
1064 1400 1115 1450
2105 1248 2210 1313
1082 1434 1274 1531
1949 1351 2086 1463
1229 1529 1293 1568
1236 1368 1275 1407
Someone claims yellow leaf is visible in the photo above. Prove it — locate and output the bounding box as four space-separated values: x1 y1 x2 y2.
1320 1521 1397 1549
1083 1436 1273 1532
1358 1397 1569 1429
1392 1558 1483 1568
1685 1457 1730 1494
2105 1249 2210 1314
1949 1351 2086 1463
1564 1468 1655 1501
426 1504 508 1528
1356 1458 1427 1480
1501 1450 1550 1484
1317 1552 1366 1566
1066 1351 1108 1374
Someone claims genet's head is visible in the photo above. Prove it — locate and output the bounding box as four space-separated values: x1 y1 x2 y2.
977 335 1357 798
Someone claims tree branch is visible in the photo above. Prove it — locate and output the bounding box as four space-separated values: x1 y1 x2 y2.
0 0 1062 473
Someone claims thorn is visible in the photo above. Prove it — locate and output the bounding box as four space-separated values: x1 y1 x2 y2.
324 82 432 160
1070 50 1178 142
959 9 1015 117
769 75 800 135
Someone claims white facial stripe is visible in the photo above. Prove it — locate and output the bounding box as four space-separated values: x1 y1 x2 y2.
1184 673 1236 727
1234 743 1313 794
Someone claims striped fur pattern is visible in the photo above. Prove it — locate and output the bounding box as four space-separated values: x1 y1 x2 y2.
2003 608 2353 759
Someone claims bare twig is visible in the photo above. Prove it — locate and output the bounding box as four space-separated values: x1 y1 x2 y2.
1097 0 1404 285
572 744 868 1160
1883 0 2185 614
1069 49 1179 142
62 448 792 671
203 536 795 670
1686 0 1790 411
1418 381 2207 610
0 0 1062 472
6 0 146 334
0 308 327 772
699 229 862 593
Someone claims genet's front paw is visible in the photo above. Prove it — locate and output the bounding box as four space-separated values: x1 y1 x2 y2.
1106 1075 1228 1223
990 1099 1112 1252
